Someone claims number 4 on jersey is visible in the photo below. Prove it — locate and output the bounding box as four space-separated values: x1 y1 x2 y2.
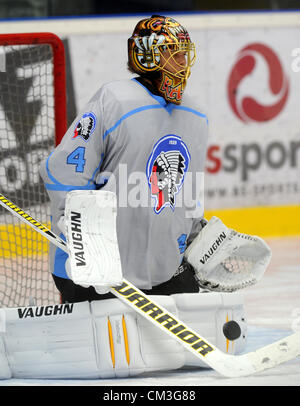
67 147 86 172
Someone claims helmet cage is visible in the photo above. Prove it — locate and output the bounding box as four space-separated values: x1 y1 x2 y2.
151 40 196 80
128 16 196 79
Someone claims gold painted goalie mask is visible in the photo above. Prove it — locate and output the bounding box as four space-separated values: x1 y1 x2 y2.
128 15 196 104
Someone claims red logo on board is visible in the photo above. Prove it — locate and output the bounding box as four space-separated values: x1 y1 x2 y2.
227 43 289 123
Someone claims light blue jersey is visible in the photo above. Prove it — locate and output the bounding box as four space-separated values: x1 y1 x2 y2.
40 78 209 289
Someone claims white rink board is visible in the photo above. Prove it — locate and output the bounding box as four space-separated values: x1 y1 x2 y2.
0 12 300 210
197 27 300 209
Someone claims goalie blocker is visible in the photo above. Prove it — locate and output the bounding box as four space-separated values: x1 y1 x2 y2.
0 293 246 379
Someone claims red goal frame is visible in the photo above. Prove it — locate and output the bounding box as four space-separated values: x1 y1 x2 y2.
0 32 67 145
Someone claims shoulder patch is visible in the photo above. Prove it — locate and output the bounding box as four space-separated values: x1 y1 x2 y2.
73 112 96 142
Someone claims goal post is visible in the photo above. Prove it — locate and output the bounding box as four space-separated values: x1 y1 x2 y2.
0 32 67 307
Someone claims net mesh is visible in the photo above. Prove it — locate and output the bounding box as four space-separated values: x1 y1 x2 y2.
0 41 61 307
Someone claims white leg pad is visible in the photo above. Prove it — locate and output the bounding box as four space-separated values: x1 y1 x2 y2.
0 296 185 380
0 309 11 379
92 295 185 378
0 337 11 379
2 302 99 379
172 292 247 368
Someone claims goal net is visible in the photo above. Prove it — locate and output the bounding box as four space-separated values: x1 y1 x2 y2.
0 33 66 307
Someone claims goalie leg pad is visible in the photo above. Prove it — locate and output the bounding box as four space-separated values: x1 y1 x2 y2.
0 310 11 379
0 296 185 380
92 295 185 378
2 302 99 379
0 337 11 379
172 292 247 368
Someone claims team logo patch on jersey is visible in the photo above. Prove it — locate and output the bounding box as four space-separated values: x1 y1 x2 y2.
73 112 96 142
146 134 191 214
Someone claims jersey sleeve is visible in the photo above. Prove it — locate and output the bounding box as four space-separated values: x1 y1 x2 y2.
39 92 106 234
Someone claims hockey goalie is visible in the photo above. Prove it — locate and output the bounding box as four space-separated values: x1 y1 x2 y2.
0 15 281 380
0 190 272 379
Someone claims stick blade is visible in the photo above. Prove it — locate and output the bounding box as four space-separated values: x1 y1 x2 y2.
245 331 300 375
207 331 300 378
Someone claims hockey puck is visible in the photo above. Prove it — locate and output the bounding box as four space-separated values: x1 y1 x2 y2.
222 320 241 341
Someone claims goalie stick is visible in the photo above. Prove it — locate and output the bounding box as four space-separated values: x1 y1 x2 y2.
0 191 299 378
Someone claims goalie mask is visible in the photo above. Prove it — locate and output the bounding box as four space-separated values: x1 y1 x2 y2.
128 15 196 104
